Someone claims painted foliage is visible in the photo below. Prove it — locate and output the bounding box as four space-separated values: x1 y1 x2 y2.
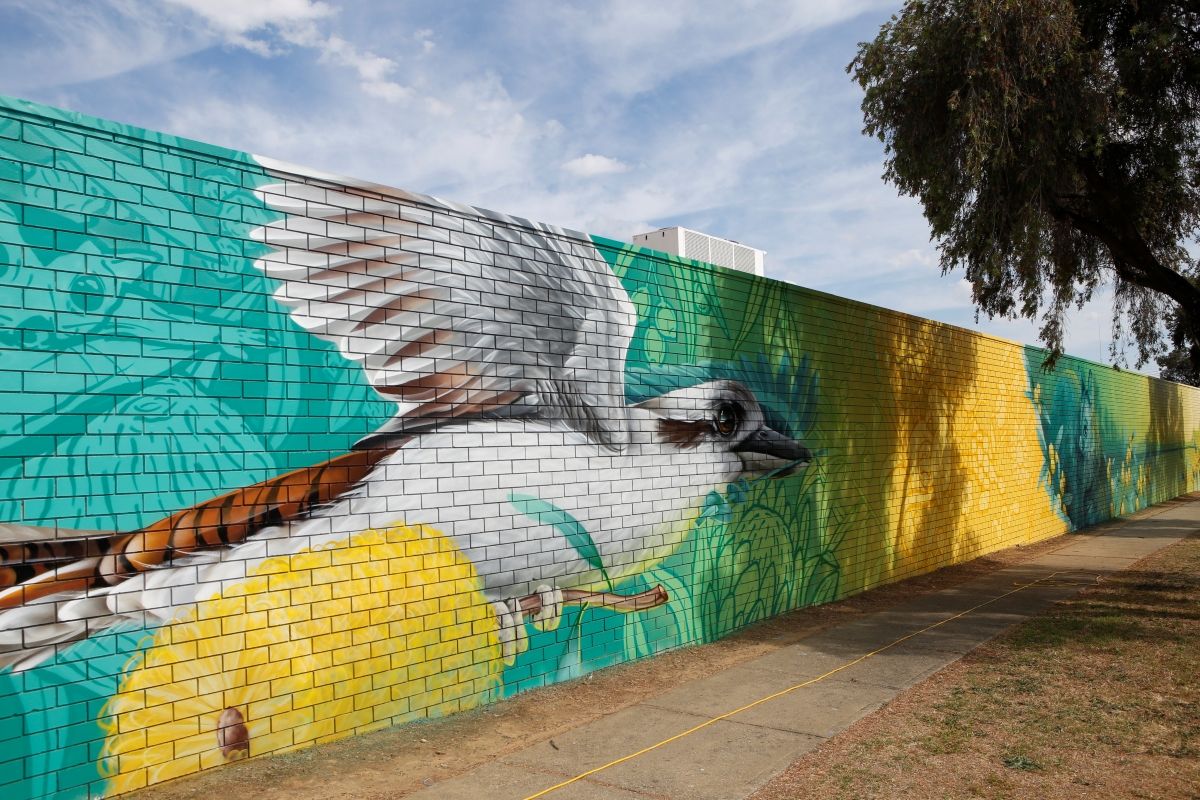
0 96 1199 800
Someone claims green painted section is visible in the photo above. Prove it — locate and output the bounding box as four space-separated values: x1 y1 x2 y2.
0 95 391 532
502 237 839 689
0 95 262 167
0 626 151 800
1023 347 1200 527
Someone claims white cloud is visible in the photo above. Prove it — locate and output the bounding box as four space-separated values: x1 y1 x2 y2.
296 32 412 102
162 0 332 34
360 80 413 102
414 28 436 54
518 0 898 95
159 68 545 204
562 154 630 177
889 248 938 270
0 1 412 102
0 0 211 92
163 1 415 103
159 0 333 56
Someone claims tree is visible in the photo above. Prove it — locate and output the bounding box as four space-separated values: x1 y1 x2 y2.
1157 305 1200 385
849 0 1200 371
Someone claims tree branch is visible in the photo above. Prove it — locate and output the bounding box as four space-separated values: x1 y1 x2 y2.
1050 162 1200 322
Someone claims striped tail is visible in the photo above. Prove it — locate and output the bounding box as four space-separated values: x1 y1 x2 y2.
0 528 115 588
0 446 399 610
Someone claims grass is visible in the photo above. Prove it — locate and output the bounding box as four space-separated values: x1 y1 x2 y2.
751 533 1200 800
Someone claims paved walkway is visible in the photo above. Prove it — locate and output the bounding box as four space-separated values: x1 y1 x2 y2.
409 497 1200 800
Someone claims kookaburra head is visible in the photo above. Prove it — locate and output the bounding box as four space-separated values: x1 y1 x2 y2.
635 380 812 478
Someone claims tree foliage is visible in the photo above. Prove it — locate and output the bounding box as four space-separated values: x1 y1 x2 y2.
1157 305 1200 385
849 0 1200 369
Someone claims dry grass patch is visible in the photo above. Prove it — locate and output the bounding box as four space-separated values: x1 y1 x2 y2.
752 534 1200 800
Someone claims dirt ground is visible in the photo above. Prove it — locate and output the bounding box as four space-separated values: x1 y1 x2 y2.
751 530 1200 800
125 525 1104 800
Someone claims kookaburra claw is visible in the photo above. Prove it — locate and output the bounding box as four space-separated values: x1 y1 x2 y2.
529 585 564 633
492 599 528 665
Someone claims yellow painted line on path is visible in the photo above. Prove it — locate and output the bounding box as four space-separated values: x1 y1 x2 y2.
521 571 1099 799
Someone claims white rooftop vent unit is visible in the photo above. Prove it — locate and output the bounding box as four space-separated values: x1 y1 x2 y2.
631 226 765 277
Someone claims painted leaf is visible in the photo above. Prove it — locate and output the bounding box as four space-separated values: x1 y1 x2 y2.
508 493 612 588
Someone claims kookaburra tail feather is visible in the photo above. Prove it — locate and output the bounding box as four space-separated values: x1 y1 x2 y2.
0 447 400 612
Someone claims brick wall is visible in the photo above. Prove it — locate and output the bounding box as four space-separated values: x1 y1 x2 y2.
1 95 1198 799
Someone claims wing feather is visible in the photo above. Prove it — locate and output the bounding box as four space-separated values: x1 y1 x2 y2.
253 180 636 447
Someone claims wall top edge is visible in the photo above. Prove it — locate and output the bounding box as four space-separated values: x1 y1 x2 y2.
0 93 258 165
0 93 1171 384
252 154 594 243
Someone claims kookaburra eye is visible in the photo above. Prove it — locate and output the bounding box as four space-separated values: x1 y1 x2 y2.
714 403 738 437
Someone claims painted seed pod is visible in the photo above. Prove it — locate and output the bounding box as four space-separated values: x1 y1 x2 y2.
216 707 250 759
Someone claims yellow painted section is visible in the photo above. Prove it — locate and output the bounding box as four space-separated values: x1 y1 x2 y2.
812 315 1071 596
98 525 503 794
881 329 1067 575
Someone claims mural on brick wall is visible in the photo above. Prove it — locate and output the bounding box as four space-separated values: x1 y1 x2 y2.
2 95 1200 800
1024 351 1200 528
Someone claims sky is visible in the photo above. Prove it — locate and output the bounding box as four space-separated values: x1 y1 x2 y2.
0 0 1144 372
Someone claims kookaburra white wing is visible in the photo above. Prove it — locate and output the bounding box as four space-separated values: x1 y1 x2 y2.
0 179 811 668
255 181 638 450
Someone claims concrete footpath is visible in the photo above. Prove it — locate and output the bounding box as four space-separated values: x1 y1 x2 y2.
409 496 1200 800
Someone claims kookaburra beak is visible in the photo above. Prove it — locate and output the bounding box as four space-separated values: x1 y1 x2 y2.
733 427 813 477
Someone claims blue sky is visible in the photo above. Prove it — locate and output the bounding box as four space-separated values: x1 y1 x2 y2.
0 0 1136 370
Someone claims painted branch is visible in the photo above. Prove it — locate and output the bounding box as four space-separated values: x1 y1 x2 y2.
517 585 669 617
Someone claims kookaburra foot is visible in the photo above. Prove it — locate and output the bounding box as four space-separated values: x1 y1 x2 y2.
529 585 564 633
492 599 529 665
489 585 564 664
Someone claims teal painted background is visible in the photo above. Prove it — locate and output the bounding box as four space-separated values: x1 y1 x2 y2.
1024 349 1200 529
0 97 388 800
0 150 391 532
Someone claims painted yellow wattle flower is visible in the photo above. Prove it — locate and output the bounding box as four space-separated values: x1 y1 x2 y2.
98 525 503 794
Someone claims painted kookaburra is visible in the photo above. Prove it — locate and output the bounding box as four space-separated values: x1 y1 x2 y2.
0 179 810 668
